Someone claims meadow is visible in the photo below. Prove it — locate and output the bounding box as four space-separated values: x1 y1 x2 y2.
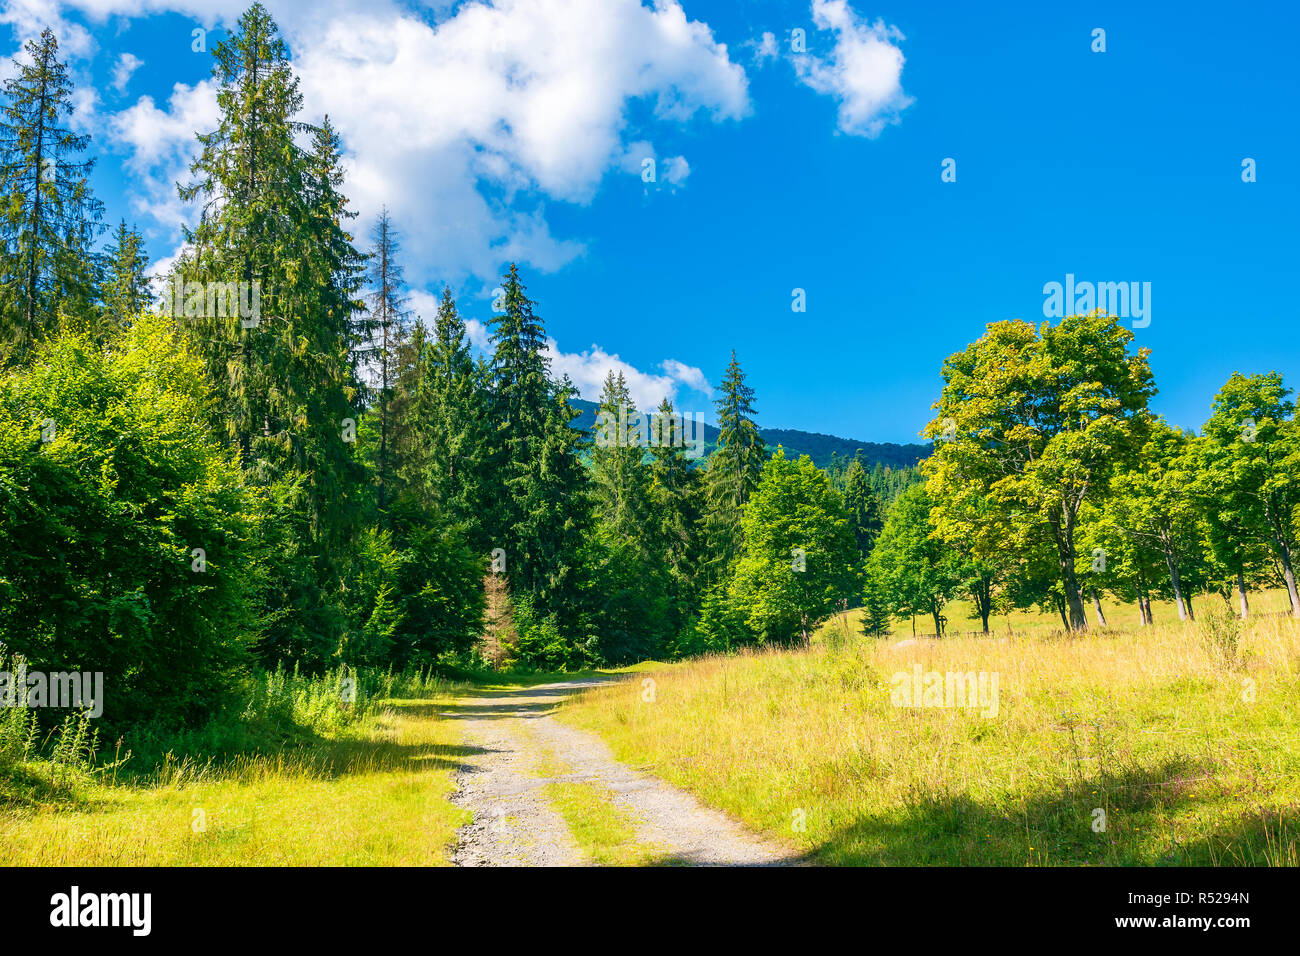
0 669 470 866
3 594 1296 866
558 590 1300 865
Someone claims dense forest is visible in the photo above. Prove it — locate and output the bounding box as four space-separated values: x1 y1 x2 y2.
1 5 1297 747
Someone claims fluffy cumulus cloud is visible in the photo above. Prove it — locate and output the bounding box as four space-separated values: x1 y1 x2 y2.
83 0 748 285
107 78 219 235
795 0 912 137
545 340 711 411
1 0 94 60
110 51 141 90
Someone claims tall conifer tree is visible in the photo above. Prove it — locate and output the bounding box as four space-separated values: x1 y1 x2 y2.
0 28 103 362
704 350 763 580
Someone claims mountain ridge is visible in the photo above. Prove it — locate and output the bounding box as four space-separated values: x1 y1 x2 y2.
567 398 929 469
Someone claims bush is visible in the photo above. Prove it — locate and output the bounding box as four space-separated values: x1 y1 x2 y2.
0 314 263 731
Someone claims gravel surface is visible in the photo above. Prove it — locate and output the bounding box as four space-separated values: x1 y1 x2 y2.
446 677 796 867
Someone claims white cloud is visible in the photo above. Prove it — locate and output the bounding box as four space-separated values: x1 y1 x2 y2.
110 51 140 91
1 0 95 59
661 155 690 186
107 78 219 233
795 0 912 138
660 358 710 394
545 340 710 411
96 0 748 284
751 30 778 65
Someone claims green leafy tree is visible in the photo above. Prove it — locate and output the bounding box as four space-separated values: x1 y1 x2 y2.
728 450 859 646
1107 421 1208 621
870 481 962 637
924 313 1154 630
0 312 260 729
1197 371 1300 615
1077 499 1166 626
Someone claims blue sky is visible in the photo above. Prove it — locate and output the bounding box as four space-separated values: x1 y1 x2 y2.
6 0 1297 444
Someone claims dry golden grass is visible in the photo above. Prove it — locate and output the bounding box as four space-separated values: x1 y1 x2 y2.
560 593 1300 865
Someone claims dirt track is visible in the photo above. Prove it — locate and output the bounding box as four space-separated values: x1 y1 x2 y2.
445 677 796 866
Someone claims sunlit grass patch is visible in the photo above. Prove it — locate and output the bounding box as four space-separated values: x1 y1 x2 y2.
0 695 469 866
560 597 1300 866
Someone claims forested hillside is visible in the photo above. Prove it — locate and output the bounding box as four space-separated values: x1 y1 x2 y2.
568 398 929 469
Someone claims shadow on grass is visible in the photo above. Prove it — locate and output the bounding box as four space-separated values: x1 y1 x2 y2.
1177 805 1299 866
0 761 92 810
399 673 630 721
807 755 1234 866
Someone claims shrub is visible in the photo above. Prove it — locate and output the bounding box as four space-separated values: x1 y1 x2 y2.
0 314 263 731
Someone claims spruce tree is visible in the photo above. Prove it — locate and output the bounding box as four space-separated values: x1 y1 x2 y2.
0 27 103 363
704 350 764 580
488 264 588 605
360 206 411 517
102 218 151 322
414 286 492 544
648 396 705 631
177 1 308 461
842 457 884 561
177 4 367 664
591 370 652 545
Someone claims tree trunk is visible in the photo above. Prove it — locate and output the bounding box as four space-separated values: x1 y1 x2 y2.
1050 514 1088 630
931 607 942 639
1142 595 1154 626
1135 575 1149 626
1264 494 1300 616
1092 590 1107 627
1163 543 1189 622
1237 570 1250 620
972 579 991 634
1055 594 1069 631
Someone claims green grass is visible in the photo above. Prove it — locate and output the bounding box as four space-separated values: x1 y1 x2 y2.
0 690 470 865
560 592 1300 866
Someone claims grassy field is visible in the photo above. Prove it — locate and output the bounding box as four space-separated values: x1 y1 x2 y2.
559 590 1300 865
0 667 644 866
0 694 470 865
4 594 1296 866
